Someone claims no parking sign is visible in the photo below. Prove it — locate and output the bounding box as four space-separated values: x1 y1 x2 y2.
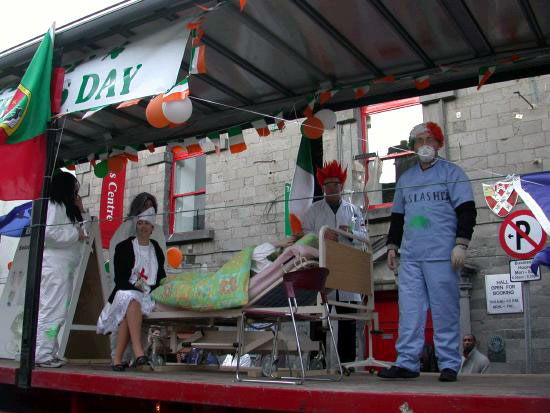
499 210 547 259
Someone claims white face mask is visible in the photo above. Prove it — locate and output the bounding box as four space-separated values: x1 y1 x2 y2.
417 145 436 163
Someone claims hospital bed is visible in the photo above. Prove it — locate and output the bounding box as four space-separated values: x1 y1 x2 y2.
143 225 388 376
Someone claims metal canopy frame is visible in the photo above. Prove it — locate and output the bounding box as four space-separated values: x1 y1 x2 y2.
0 0 549 161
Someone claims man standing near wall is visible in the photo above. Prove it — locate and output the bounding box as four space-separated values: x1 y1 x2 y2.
301 160 364 364
379 122 477 382
460 334 490 374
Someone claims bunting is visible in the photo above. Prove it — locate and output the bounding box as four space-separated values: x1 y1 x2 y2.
477 66 496 90
185 136 203 154
189 45 206 74
415 75 430 90
251 119 270 137
164 78 190 102
303 95 315 118
228 126 246 154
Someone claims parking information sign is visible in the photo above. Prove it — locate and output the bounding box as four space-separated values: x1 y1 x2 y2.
485 273 524 314
499 210 547 259
510 259 541 282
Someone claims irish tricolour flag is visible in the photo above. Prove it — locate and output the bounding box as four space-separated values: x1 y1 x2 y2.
289 136 314 233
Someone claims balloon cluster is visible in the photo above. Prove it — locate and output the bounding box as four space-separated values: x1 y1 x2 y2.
146 94 193 128
301 109 337 140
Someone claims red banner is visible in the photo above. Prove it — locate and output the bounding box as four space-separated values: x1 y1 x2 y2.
99 165 126 249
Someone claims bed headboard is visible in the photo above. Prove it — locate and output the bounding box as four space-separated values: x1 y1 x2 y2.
318 226 374 297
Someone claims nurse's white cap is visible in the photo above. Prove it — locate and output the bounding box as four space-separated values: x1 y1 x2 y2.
137 207 156 225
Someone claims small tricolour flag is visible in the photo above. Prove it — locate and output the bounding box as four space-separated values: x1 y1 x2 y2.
185 136 203 154
190 45 206 74
144 142 155 153
207 131 221 155
319 89 335 106
251 118 270 137
164 78 189 102
116 98 141 109
415 75 430 90
124 145 139 162
273 110 285 131
228 126 247 154
477 66 496 90
353 85 369 99
303 95 315 118
372 75 395 84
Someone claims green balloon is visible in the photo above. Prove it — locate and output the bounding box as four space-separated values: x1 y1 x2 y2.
104 260 110 273
94 160 108 178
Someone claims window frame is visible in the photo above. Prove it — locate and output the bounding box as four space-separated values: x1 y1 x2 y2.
169 149 206 234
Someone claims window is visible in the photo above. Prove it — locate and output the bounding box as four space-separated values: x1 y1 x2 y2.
169 149 206 234
360 97 422 208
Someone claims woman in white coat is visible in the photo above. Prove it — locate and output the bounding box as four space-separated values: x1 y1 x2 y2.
35 172 87 368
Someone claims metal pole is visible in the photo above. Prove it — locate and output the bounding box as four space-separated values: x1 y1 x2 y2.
523 281 532 374
17 120 59 388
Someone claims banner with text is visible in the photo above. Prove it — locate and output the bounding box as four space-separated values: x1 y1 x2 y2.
60 21 191 114
99 167 126 249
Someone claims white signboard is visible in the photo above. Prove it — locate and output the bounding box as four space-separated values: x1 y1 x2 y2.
510 259 541 282
61 21 191 114
485 273 524 314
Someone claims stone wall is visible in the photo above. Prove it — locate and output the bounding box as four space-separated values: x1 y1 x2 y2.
444 75 550 374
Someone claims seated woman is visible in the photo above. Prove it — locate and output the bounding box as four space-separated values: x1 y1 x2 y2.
97 207 166 371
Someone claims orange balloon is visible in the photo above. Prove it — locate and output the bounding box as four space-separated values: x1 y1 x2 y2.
289 214 303 234
107 155 127 173
301 116 324 139
171 145 186 154
166 247 183 269
7 261 13 271
146 95 170 128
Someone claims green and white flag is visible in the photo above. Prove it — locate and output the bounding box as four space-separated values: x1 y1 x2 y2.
289 136 314 233
0 24 54 144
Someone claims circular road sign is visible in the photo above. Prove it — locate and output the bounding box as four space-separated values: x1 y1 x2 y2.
499 210 547 259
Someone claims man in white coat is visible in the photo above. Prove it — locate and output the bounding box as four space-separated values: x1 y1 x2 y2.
302 160 364 364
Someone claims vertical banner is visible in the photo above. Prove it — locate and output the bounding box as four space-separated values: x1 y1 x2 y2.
99 165 126 249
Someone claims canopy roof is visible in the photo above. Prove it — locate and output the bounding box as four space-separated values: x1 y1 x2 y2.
1 0 549 161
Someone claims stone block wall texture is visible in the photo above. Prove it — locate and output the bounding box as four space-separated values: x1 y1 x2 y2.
441 75 550 373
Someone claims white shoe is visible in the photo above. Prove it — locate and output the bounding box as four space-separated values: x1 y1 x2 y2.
53 357 67 366
36 359 64 368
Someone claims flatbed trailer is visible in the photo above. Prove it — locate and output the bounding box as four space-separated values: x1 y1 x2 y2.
1 360 549 412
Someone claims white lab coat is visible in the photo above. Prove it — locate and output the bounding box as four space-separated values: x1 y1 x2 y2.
302 199 364 302
35 201 83 363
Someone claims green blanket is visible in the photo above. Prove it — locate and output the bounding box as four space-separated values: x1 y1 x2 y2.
151 234 318 311
152 247 254 311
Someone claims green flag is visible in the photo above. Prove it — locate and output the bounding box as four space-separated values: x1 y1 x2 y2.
0 25 54 144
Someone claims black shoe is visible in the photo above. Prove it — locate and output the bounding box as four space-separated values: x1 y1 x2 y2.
135 355 149 366
438 368 457 382
377 366 419 379
111 364 126 372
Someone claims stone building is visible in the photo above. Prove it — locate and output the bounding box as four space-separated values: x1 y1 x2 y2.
76 74 550 374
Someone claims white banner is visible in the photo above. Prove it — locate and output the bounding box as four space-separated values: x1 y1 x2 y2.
60 21 190 114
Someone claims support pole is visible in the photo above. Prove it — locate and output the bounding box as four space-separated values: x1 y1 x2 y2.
17 120 59 388
523 281 532 374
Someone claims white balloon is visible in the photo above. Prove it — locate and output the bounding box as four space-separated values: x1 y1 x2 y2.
314 109 337 130
162 98 193 124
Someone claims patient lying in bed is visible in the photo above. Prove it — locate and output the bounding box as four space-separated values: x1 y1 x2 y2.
150 234 318 311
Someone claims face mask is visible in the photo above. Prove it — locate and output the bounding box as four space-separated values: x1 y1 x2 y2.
417 145 435 163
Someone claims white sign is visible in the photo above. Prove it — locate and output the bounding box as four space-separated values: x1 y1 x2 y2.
60 21 191 114
485 273 523 314
510 260 541 282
